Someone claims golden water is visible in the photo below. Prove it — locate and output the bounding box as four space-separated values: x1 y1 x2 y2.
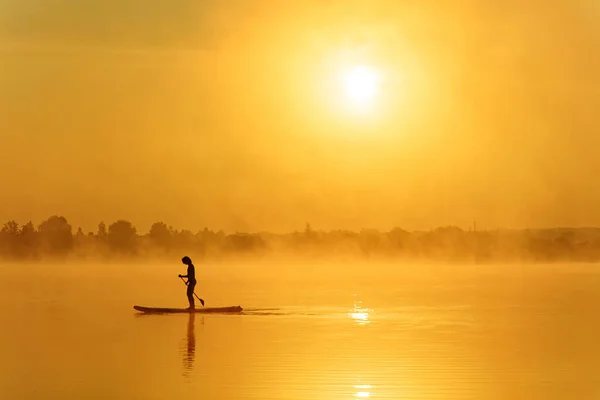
1 262 599 399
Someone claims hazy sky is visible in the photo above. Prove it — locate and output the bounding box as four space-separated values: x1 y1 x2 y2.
1 1 599 233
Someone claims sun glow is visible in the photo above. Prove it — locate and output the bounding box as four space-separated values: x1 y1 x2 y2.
343 65 381 107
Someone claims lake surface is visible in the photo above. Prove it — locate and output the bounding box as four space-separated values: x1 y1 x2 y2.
1 261 600 399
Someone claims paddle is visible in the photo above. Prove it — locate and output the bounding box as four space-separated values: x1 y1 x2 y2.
179 276 205 307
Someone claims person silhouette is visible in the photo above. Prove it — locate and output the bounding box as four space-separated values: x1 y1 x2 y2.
178 256 196 309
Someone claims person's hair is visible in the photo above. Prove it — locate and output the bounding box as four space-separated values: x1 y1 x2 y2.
182 256 192 265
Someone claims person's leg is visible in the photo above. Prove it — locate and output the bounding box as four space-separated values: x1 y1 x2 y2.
187 282 196 309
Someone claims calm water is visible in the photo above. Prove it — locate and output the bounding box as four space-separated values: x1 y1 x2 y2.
1 261 600 399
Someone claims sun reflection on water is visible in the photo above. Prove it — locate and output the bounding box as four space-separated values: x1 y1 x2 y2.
349 296 373 325
355 384 372 398
350 311 370 324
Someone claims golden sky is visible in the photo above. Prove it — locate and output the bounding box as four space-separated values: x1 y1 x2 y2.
0 0 599 233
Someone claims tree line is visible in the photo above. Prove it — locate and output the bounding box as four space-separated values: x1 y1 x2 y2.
1 215 600 263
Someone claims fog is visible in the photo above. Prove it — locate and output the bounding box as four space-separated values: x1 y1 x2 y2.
2 215 600 265
1 1 599 234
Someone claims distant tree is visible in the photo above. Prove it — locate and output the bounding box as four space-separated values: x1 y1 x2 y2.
173 229 195 252
358 229 383 256
21 221 35 236
38 216 73 256
97 222 107 238
304 222 314 236
302 223 320 244
20 221 38 258
388 227 410 246
149 222 172 250
107 220 137 254
224 233 266 253
1 220 19 236
75 227 86 246
0 220 20 258
196 227 215 243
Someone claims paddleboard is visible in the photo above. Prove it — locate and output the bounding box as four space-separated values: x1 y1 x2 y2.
134 305 242 314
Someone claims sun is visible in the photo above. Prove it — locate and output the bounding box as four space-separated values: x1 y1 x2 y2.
343 65 381 106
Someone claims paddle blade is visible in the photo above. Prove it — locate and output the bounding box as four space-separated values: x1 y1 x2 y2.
200 298 205 306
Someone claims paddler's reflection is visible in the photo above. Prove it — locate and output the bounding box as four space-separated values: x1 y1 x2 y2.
183 312 196 374
182 312 205 376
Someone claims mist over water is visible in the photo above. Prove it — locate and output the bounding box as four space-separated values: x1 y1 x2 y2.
1 261 599 399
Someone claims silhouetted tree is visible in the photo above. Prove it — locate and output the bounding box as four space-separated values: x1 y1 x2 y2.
74 227 86 248
20 221 38 259
304 223 317 240
388 227 411 251
38 216 73 256
224 233 266 254
358 229 384 257
2 220 19 235
0 220 20 258
174 229 194 250
107 220 137 254
149 221 172 251
97 222 107 238
21 221 36 236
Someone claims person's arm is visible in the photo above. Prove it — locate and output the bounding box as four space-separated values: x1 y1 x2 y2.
179 265 192 279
